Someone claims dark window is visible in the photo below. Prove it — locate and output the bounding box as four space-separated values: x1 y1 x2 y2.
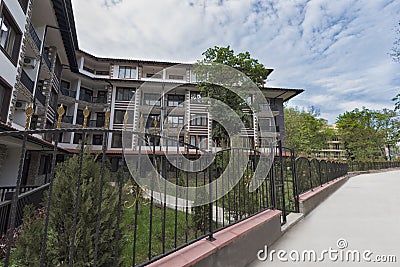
146 114 160 129
190 135 207 149
73 133 83 144
166 116 184 128
168 74 184 80
116 87 135 101
167 95 184 107
146 73 162 78
143 93 161 106
38 155 51 175
0 4 22 66
49 88 58 110
111 133 122 148
118 66 136 79
80 87 93 102
0 78 12 123
190 114 207 126
61 80 70 90
93 134 103 145
18 0 29 13
114 110 125 124
76 109 84 125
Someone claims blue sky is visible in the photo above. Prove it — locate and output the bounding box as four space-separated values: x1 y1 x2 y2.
71 0 400 123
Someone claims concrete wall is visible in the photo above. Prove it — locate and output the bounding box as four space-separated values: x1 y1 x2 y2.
299 176 349 215
0 147 21 186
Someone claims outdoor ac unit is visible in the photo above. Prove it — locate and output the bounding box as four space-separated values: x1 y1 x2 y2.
15 101 29 110
23 57 37 68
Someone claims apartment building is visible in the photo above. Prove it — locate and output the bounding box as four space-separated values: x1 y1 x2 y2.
0 0 303 186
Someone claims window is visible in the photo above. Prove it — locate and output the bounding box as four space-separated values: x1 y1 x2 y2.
111 133 122 148
168 74 184 80
190 114 207 126
116 87 135 101
76 109 84 125
146 73 162 79
38 155 51 175
61 80 70 90
190 135 207 149
0 5 22 65
93 134 103 145
114 110 125 124
0 78 11 122
146 114 160 129
143 93 161 106
118 66 137 79
79 87 93 102
166 116 184 128
258 117 272 131
167 95 184 107
73 133 83 144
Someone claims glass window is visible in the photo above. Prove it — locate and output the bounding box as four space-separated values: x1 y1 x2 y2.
118 66 137 79
166 116 184 128
167 95 184 107
73 133 83 144
92 134 103 145
143 93 161 106
0 80 11 122
111 133 122 148
114 110 125 124
0 5 22 65
146 114 160 129
190 135 207 149
190 114 207 126
116 87 135 101
168 74 184 80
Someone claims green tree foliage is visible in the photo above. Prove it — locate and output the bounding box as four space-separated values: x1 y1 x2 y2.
194 46 273 146
391 21 400 62
284 107 335 157
336 108 400 161
13 154 121 266
393 93 400 111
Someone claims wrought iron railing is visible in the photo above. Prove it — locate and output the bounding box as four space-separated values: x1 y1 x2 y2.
294 157 348 195
348 161 400 172
20 70 34 94
29 23 41 50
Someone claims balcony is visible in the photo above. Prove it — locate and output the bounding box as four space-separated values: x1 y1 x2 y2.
88 120 105 128
60 87 77 98
42 51 51 70
79 95 107 104
29 23 41 51
62 116 73 124
35 90 46 106
21 70 34 94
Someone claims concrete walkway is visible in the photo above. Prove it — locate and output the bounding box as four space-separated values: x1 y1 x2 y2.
249 170 400 267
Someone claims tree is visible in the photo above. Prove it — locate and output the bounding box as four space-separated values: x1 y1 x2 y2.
336 108 385 161
284 107 335 157
193 46 273 147
391 21 400 62
393 93 400 111
13 154 121 266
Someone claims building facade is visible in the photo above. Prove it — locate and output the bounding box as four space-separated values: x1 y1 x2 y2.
0 0 303 186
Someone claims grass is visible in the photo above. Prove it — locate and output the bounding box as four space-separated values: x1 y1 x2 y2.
120 200 198 266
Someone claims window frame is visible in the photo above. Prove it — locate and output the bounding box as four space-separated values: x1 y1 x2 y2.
167 94 185 107
0 77 12 123
0 3 22 66
116 87 135 101
143 93 161 106
166 115 184 128
118 66 137 79
113 110 125 124
190 114 208 126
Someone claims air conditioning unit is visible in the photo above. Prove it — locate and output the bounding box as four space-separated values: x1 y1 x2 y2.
23 57 37 68
15 101 29 110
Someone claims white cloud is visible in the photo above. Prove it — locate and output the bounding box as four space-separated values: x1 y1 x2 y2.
71 0 400 123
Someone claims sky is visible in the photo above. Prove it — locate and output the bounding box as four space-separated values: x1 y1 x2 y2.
71 0 400 123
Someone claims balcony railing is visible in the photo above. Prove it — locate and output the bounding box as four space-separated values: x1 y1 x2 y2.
21 70 34 94
29 23 41 50
79 95 107 104
60 87 77 98
79 94 92 103
18 0 29 13
93 96 107 104
88 120 106 128
35 90 46 106
42 51 51 70
62 116 73 124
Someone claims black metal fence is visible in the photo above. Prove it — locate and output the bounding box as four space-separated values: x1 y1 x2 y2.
348 161 400 172
0 126 398 266
294 157 348 195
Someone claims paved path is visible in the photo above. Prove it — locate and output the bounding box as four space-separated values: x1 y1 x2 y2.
249 170 400 267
